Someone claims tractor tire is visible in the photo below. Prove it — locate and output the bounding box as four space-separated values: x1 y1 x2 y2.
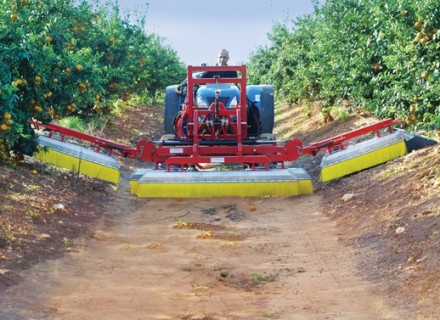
247 85 274 134
246 100 262 137
164 85 181 135
259 85 274 134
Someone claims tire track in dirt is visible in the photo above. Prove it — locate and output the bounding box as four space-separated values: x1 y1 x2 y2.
0 172 402 319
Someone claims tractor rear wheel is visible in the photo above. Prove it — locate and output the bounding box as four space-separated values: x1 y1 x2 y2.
259 85 274 134
247 85 274 134
164 85 181 135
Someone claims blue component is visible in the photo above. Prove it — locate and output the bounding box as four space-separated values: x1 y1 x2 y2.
247 85 265 111
246 85 274 133
196 84 240 108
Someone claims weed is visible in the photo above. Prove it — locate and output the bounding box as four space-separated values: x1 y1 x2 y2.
146 241 162 249
43 165 63 177
57 116 85 132
262 311 281 319
252 272 279 283
2 202 14 212
252 273 266 282
197 230 215 239
24 184 41 192
388 221 400 229
0 221 16 244
8 192 23 202
192 283 213 292
338 109 350 121
26 208 41 218
84 116 109 136
173 218 190 229
63 237 71 249
376 165 405 180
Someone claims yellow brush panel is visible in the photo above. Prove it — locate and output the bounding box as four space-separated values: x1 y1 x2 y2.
35 148 120 184
129 180 139 195
321 141 406 182
133 180 313 198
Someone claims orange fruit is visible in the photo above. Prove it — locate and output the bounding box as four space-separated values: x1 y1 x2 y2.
0 124 8 131
75 64 83 72
249 205 257 211
11 13 18 21
67 103 76 112
408 114 417 122
66 43 74 51
428 29 438 37
4 112 12 120
45 36 52 43
373 63 381 72
108 82 119 92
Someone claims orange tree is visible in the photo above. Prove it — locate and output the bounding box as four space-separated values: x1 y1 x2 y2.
0 0 185 162
248 0 439 131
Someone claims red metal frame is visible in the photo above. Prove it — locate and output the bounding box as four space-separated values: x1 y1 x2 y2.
302 118 403 156
29 118 402 171
28 120 140 159
29 65 403 172
185 65 248 141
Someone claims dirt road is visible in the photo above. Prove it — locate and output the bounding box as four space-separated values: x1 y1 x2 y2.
0 176 402 320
